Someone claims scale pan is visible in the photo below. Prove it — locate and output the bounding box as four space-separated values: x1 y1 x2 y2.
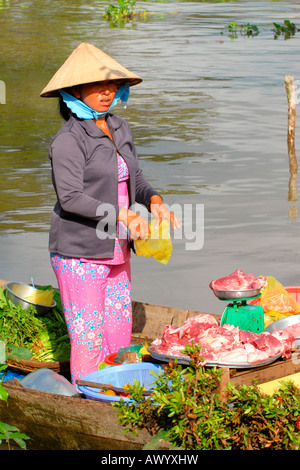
212 288 261 300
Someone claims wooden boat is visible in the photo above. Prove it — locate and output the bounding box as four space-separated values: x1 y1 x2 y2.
1 299 300 450
0 300 217 450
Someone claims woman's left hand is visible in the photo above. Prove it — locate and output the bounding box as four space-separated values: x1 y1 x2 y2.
150 195 181 230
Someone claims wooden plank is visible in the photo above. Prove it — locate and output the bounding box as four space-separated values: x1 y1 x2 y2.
228 357 300 388
0 379 151 450
132 301 220 342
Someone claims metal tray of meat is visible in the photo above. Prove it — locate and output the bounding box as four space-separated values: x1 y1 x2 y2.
148 347 191 365
147 346 281 369
212 288 262 300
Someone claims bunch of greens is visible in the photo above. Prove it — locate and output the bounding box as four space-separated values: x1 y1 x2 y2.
114 344 300 450
225 21 259 38
0 287 70 363
273 20 299 39
223 19 300 40
103 0 148 27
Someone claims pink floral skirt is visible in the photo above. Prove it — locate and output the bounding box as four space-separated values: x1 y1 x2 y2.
50 253 132 386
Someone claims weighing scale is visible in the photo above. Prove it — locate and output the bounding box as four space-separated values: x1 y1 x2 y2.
212 289 264 333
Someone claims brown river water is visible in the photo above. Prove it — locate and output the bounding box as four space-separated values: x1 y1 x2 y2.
1 0 300 316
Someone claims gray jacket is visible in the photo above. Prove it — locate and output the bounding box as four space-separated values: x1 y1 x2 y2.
48 114 159 259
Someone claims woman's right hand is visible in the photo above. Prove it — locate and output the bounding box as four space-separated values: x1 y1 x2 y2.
118 208 150 240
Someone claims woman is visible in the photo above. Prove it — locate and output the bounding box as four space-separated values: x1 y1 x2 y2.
40 42 180 385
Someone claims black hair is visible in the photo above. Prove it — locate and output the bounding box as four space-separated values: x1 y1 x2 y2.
58 86 78 121
58 95 72 121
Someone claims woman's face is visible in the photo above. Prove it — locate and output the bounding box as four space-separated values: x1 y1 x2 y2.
73 81 118 113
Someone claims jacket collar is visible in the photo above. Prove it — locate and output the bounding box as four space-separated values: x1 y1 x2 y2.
72 114 122 138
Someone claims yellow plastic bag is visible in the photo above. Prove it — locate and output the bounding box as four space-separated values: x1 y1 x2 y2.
264 311 292 328
139 342 150 355
259 276 300 315
134 219 173 265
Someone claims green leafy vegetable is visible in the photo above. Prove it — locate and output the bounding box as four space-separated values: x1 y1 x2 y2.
0 287 70 363
114 344 300 450
0 340 5 363
0 422 30 450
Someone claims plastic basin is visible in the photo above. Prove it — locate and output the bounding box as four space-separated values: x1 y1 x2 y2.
78 362 164 403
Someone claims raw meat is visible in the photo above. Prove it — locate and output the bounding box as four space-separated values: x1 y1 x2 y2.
151 314 219 357
178 314 218 338
242 332 283 356
151 314 295 366
271 330 295 358
244 345 269 364
216 348 249 364
240 329 295 359
209 269 268 291
283 322 300 338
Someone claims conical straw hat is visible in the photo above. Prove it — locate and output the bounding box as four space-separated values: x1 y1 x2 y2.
40 42 142 97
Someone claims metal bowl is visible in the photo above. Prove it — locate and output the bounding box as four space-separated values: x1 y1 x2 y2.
5 281 56 315
212 288 262 300
265 314 300 349
265 314 300 335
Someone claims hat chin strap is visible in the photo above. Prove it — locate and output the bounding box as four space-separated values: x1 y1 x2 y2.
59 82 130 119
